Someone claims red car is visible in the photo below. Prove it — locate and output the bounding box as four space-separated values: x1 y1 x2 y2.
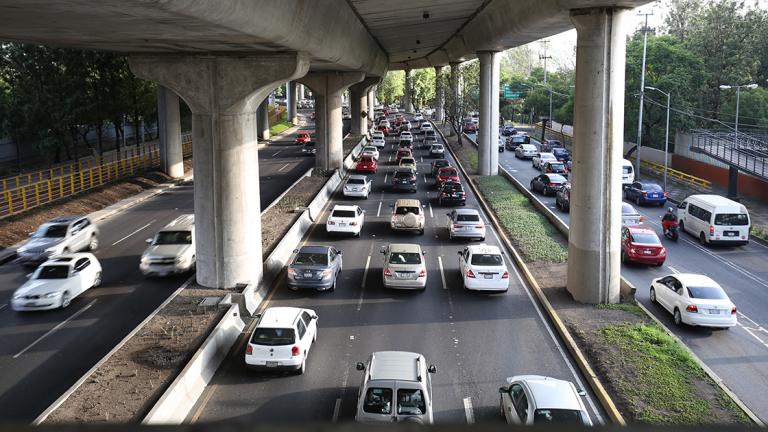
295 132 311 145
396 148 412 163
436 167 460 188
356 155 377 173
463 122 477 133
377 124 390 136
621 226 666 266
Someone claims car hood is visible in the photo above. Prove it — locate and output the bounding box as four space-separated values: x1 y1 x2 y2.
144 244 193 258
15 279 71 296
22 237 64 250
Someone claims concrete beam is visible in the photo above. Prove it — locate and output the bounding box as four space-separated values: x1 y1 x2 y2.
478 52 500 176
130 53 310 289
157 85 184 179
299 71 365 171
567 7 629 304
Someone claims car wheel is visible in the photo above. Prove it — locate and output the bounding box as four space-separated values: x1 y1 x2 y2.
480 237 485 241
636 196 642 206
620 250 627 263
419 229 425 235
93 271 102 288
699 232 707 245
297 355 306 375
530 182 535 191
673 308 683 326
330 279 336 292
650 287 657 303
679 220 685 233
88 235 99 251
61 292 71 309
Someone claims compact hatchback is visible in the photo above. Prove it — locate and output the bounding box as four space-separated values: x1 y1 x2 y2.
499 375 592 426
326 205 365 237
429 144 445 158
399 157 417 172
621 226 666 266
437 181 466 206
650 274 737 328
245 307 318 374
356 156 377 174
458 244 509 291
381 243 427 289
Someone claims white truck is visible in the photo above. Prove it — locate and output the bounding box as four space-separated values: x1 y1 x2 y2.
140 214 195 277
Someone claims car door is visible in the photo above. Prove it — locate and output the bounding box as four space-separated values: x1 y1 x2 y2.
670 279 686 314
71 259 89 295
661 277 681 312
357 207 365 227
74 219 90 250
295 318 311 356
621 227 630 254
502 383 529 424
300 310 317 345
458 248 468 277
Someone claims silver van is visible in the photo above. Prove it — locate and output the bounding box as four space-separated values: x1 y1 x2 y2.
678 194 750 245
355 351 436 424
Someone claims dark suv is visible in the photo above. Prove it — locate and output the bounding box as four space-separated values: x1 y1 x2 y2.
392 170 417 192
556 183 571 212
438 181 466 206
505 135 530 150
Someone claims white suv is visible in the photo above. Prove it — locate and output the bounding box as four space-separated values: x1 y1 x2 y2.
140 214 195 277
326 205 365 237
390 199 425 235
420 122 433 134
245 307 318 374
17 216 99 266
458 244 510 291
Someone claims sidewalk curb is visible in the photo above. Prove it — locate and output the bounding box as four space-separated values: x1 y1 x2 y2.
434 123 627 426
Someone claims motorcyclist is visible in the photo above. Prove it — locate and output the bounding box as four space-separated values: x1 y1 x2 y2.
661 207 678 235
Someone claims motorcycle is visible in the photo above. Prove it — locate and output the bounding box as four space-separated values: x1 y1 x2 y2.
661 217 679 241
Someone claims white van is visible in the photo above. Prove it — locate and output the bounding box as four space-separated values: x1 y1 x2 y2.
621 159 635 187
140 214 195 276
677 194 750 245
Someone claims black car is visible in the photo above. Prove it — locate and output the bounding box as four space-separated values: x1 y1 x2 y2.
530 174 568 196
555 183 571 212
540 139 563 152
501 125 517 136
392 170 417 192
505 135 530 150
302 142 316 155
399 140 413 150
552 147 571 162
437 181 466 206
430 159 450 176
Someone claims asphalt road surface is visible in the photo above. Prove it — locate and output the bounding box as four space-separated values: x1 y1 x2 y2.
0 119 315 422
190 115 605 425
497 127 768 423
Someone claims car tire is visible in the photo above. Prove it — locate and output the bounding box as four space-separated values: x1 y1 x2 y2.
480 237 485 241
61 292 71 309
88 235 99 251
636 196 642 206
650 287 657 303
297 355 306 375
530 182 535 192
620 250 627 263
679 220 685 234
93 271 102 288
419 229 425 235
673 308 683 326
330 280 336 292
699 232 707 245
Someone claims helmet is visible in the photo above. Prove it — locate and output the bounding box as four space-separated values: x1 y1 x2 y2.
667 207 674 214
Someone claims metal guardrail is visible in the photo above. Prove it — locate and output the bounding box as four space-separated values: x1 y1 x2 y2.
0 135 192 219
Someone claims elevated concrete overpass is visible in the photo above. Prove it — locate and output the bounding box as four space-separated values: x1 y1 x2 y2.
0 0 651 303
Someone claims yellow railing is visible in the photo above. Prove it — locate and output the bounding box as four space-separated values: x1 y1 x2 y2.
0 135 193 219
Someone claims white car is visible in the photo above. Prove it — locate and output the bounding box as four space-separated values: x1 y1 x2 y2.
420 122 434 134
447 208 486 241
371 130 385 141
371 137 386 148
245 307 318 374
650 274 737 328
413 113 424 122
458 244 509 291
515 144 538 159
429 144 445 158
140 214 195 277
499 375 592 426
326 204 365 237
343 175 372 199
361 146 380 161
621 203 643 226
12 253 102 311
399 131 414 142
532 152 558 170
381 243 427 290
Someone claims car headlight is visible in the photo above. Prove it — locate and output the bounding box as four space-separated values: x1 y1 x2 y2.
44 246 58 254
12 293 23 300
141 256 150 264
43 292 61 298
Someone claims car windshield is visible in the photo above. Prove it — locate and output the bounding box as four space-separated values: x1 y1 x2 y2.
395 206 420 215
622 166 633 174
389 252 422 264
434 161 449 167
397 389 426 415
471 254 503 266
457 213 480 222
553 148 567 155
34 224 68 238
714 213 749 226
687 286 728 300
331 210 356 218
431 145 443 150
631 233 661 244
394 172 413 179
293 252 328 266
250 328 295 346
347 178 365 185
154 230 192 245
533 409 585 425
363 388 393 414
36 265 70 279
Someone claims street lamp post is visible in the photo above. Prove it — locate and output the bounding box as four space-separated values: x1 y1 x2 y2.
719 83 758 198
645 86 670 191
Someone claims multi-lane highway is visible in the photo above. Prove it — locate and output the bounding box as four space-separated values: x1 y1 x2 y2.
189 115 605 425
0 119 315 422
495 128 768 422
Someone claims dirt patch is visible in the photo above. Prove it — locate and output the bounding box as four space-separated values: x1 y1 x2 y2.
45 285 227 424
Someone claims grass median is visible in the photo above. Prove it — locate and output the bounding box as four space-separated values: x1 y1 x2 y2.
269 119 293 136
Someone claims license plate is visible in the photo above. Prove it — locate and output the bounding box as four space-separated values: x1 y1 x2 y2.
643 250 652 255
266 361 278 367
484 274 493 279
708 309 721 315
304 273 312 278
725 231 737 237
453 193 461 197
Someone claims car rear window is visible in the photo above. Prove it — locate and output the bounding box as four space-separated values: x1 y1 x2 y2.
442 183 464 192
360 156 374 162
400 158 415 164
641 183 663 191
534 409 585 425
440 169 457 176
397 389 426 415
250 328 295 346
395 206 420 215
714 213 749 226
154 230 193 245
549 163 565 170
363 388 393 414
687 286 728 300
622 166 633 174
389 252 422 264
348 178 365 185
293 252 328 266
547 174 567 182
36 265 70 279
471 254 503 266
631 233 661 244
331 210 356 218
457 214 480 222
435 161 449 167
394 171 413 179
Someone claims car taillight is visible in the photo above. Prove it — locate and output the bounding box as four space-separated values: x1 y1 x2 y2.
639 215 644 223
327 220 335 225
349 221 358 226
246 344 253 355
629 247 637 254
710 225 715 235
548 183 557 187
418 269 426 278
475 224 484 229
502 271 509 279
641 191 648 196
664 192 669 197
291 346 300 356
686 304 698 313
442 192 449 196
384 267 392 277
731 306 738 314
466 269 476 278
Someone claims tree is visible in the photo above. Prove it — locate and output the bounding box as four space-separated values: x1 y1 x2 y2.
411 68 435 110
663 0 704 42
376 71 404 105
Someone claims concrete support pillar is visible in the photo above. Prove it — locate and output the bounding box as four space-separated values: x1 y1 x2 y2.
434 66 445 123
404 69 414 112
367 89 375 129
258 99 270 140
728 166 739 199
287 81 298 125
157 85 184 179
448 62 461 135
478 52 500 176
130 53 309 289
350 77 381 135
567 7 629 304
299 72 365 171
298 83 305 101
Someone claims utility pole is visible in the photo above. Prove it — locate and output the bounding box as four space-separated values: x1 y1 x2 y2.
539 40 551 85
634 10 653 180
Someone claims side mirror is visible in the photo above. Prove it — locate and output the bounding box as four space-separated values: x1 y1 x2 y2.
145 238 153 244
356 362 366 371
338 250 343 255
427 365 437 374
26 273 33 279
312 315 319 320
457 251 463 256
293 249 299 253
577 390 587 397
499 386 509 394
